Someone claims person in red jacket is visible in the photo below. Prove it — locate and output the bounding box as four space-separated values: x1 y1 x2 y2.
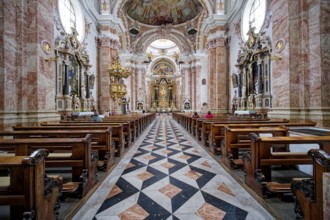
205 111 213 118
192 112 200 118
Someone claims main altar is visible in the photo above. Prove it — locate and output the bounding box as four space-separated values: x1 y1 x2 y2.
149 60 178 112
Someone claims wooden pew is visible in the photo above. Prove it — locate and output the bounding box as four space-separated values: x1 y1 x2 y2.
0 134 96 197
222 126 289 169
208 120 316 154
196 117 276 146
291 149 330 220
0 149 62 220
39 123 126 157
244 134 330 198
64 118 135 144
2 128 114 171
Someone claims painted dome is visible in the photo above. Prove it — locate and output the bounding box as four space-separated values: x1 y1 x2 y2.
124 0 203 26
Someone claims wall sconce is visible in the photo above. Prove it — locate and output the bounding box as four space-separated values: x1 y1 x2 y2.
43 56 58 62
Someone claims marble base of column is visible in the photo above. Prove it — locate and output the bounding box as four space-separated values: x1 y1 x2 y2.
0 111 61 128
267 107 330 127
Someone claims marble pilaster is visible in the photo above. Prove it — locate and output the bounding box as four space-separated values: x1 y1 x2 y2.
208 48 216 110
269 0 330 127
96 28 120 114
0 0 60 129
324 173 330 219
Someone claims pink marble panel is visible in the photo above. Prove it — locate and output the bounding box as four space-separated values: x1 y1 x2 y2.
271 0 291 108
196 65 201 111
320 2 330 107
324 173 330 220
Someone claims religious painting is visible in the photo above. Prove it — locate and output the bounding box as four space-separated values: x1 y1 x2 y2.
68 56 81 97
231 73 238 88
89 74 95 89
124 0 203 26
152 61 174 75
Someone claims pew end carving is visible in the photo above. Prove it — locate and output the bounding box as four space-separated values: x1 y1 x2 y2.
0 149 62 220
291 149 330 220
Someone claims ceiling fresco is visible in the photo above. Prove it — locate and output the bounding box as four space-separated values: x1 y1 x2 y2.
152 60 175 75
124 0 203 26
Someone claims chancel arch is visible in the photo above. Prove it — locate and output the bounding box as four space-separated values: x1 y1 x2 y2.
148 58 180 112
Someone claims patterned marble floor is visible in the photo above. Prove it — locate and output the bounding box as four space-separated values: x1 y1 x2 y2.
72 115 275 220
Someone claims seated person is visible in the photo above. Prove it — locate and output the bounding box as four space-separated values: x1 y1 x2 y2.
103 110 110 117
192 112 200 118
92 110 103 122
205 111 214 118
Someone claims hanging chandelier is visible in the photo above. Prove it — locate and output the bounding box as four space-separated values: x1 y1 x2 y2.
108 56 131 79
108 55 132 101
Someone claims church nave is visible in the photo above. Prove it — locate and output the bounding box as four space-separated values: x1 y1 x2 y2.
72 115 275 220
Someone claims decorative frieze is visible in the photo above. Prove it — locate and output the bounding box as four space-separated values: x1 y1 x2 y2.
96 36 121 49
206 37 226 49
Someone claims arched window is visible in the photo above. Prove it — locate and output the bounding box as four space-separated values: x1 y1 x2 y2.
241 0 266 41
58 0 85 42
202 79 206 85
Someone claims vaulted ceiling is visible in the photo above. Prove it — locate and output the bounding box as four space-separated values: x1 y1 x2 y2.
95 0 239 56
124 0 203 26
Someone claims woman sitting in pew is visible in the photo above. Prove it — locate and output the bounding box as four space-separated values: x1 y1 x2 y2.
205 111 214 118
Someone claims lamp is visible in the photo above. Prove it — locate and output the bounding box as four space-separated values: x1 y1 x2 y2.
129 21 140 35
108 55 131 102
186 20 197 35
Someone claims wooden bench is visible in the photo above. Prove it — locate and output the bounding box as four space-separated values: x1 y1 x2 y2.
244 134 330 198
39 123 126 157
197 117 279 146
60 119 134 146
0 134 96 197
291 149 330 220
0 149 62 220
222 126 289 169
2 128 114 171
208 121 316 154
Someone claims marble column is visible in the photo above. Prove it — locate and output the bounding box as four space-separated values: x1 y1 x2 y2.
0 0 60 129
195 64 202 111
96 27 120 114
269 0 330 126
208 48 216 110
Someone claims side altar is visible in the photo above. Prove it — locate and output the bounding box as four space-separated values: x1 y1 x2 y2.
232 27 273 118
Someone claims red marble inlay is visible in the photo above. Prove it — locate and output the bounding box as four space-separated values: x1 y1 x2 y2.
196 202 226 220
143 155 156 161
137 171 154 181
119 204 149 220
185 170 202 180
162 149 172 154
126 162 135 169
106 185 122 199
159 184 182 198
218 183 235 196
179 155 191 160
161 162 175 169
176 145 184 149
201 161 211 167
148 146 158 149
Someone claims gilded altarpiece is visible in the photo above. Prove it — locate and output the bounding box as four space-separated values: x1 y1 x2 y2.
234 29 272 118
150 60 177 112
53 30 94 120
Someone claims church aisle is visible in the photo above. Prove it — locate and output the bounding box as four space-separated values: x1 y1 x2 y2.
72 115 275 220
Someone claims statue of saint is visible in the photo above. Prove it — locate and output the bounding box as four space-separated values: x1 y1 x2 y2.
81 85 86 99
248 93 255 109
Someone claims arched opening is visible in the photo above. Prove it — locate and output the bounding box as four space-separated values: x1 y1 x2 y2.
144 39 182 112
